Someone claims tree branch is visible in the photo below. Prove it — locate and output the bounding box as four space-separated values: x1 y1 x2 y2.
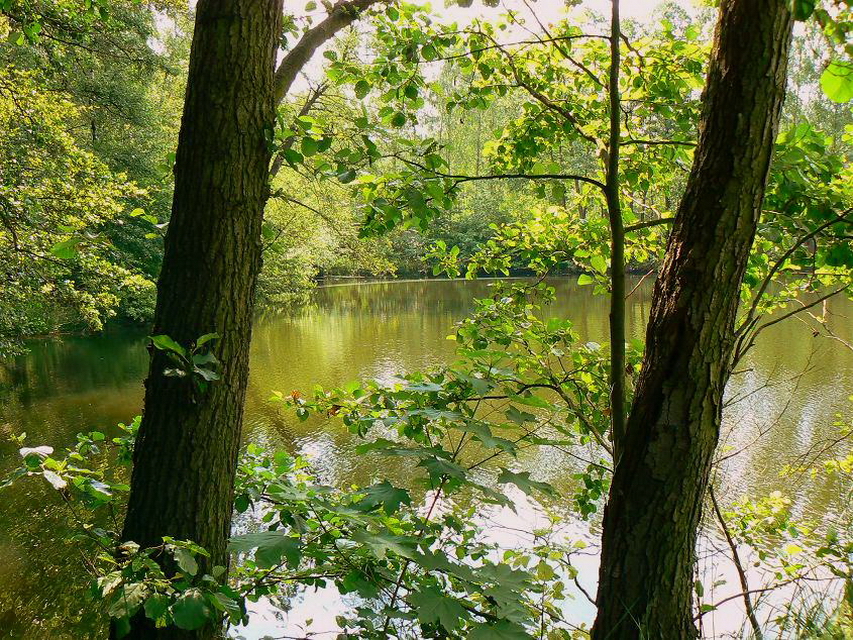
391 155 606 191
274 0 383 104
619 138 696 147
270 82 329 178
709 485 763 639
624 217 674 232
737 207 853 337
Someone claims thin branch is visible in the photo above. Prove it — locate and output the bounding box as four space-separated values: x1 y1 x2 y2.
737 207 853 338
434 33 608 63
709 485 762 639
624 217 674 232
626 269 655 299
270 82 329 179
619 139 696 147
391 155 606 192
735 286 848 365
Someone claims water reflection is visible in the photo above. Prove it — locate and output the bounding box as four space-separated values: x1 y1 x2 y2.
0 278 850 638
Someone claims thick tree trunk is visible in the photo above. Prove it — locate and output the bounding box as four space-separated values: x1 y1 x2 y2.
591 1 793 638
119 0 282 637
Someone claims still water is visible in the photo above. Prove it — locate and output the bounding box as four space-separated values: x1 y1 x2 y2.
0 278 851 638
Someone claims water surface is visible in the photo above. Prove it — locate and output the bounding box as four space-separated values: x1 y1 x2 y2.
0 278 850 638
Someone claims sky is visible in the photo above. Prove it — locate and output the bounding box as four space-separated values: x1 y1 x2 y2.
286 0 703 91
427 0 700 25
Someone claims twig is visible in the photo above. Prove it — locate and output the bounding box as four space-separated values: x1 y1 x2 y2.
709 485 762 639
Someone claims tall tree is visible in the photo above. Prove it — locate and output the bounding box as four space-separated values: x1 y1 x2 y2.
119 0 283 636
592 0 794 637
119 1 391 638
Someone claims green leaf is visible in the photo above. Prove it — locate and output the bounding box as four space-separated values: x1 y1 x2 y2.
192 352 218 366
478 562 532 593
409 586 467 631
234 494 250 513
150 335 187 358
195 333 220 348
497 469 557 497
79 478 113 501
171 589 210 630
113 617 131 638
173 548 198 576
820 61 853 103
50 238 82 260
209 591 241 619
468 621 532 640
340 569 379 598
354 80 371 99
418 456 467 481
459 422 516 452
351 529 418 559
283 148 304 165
228 531 301 569
143 593 170 622
357 480 411 515
19 446 53 460
108 583 147 619
577 274 595 286
337 168 357 183
411 549 478 583
509 394 552 409
407 381 443 392
505 406 536 424
301 137 320 156
193 366 220 382
590 254 608 274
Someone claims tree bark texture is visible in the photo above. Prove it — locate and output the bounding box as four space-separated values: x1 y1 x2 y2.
592 1 793 637
119 0 282 637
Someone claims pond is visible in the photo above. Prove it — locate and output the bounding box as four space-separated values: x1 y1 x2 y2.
0 278 851 638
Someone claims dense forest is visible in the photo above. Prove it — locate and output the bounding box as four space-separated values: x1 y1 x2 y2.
0 0 852 638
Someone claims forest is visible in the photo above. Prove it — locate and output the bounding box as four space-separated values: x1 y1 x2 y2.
0 0 852 638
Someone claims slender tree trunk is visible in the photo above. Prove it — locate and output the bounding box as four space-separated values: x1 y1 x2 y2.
592 1 793 637
605 0 626 457
119 0 282 637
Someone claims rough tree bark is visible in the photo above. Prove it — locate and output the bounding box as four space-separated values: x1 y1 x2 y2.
119 0 282 637
592 1 794 637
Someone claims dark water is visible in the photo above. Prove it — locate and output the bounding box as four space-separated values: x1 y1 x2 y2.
1 279 850 638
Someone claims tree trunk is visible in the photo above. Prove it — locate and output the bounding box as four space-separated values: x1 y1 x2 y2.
605 0 626 458
119 0 282 637
592 1 793 637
